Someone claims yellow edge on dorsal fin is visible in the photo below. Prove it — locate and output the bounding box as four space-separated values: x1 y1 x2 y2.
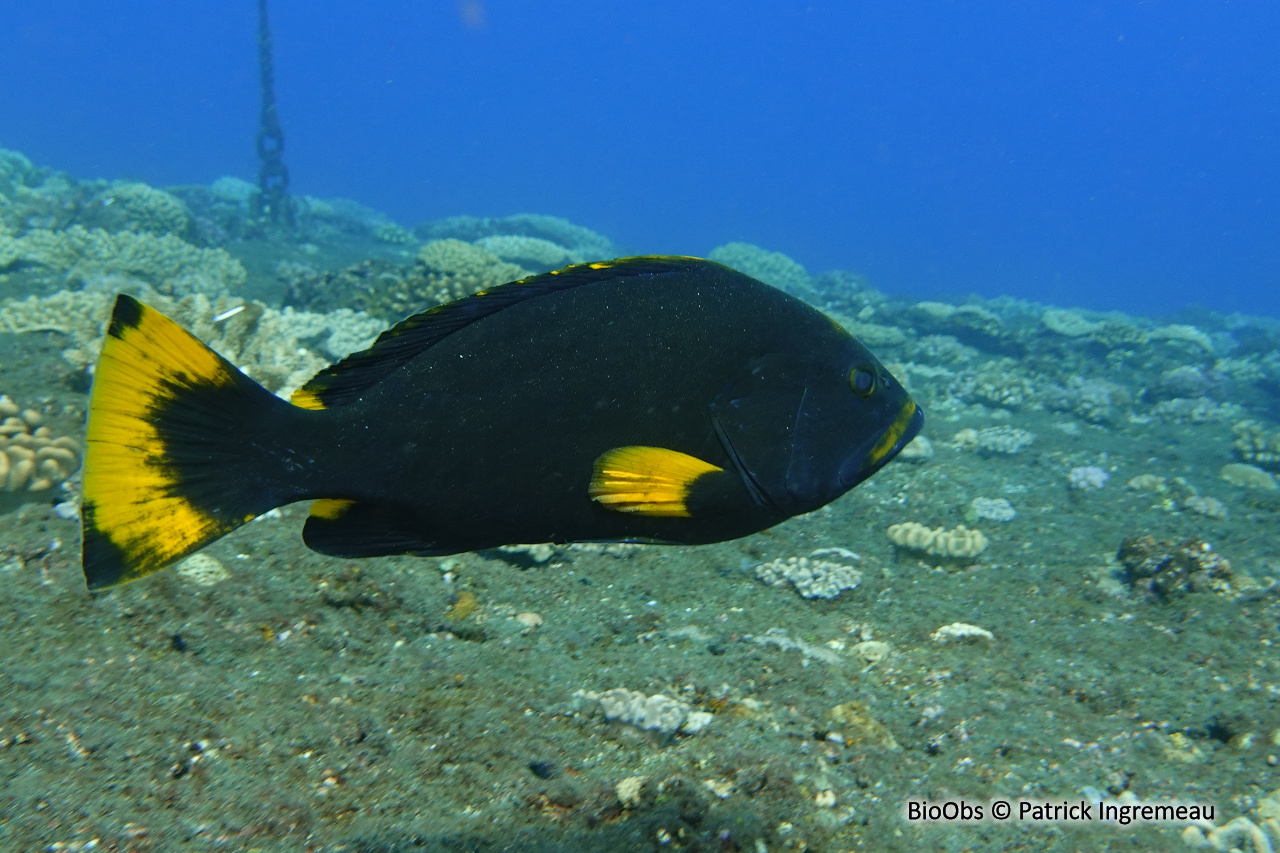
290 387 326 410
589 446 722 517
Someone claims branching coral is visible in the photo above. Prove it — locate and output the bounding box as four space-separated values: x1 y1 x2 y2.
90 180 191 235
475 235 581 271
4 225 245 295
709 242 813 298
1232 420 1280 471
0 284 383 398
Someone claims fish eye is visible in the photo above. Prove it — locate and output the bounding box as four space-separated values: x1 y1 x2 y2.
850 367 876 396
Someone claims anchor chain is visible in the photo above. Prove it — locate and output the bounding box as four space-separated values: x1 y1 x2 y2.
255 0 292 225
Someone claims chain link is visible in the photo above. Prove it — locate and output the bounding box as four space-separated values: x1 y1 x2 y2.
255 0 292 225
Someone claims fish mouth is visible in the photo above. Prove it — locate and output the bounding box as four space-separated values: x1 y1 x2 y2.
842 399 924 488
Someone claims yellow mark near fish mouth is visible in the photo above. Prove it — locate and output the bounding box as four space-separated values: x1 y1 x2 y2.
866 399 917 469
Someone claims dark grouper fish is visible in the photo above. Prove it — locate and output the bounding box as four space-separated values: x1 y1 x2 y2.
81 256 923 590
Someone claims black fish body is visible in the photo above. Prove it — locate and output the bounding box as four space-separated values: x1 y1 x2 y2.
81 257 922 588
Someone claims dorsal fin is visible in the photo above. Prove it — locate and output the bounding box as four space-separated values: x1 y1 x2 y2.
291 255 711 410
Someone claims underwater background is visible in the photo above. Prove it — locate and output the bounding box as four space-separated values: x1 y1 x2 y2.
5 0 1279 317
2 1 1280 851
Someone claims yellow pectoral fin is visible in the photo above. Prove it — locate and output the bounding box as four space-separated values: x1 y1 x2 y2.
309 498 356 520
589 446 723 517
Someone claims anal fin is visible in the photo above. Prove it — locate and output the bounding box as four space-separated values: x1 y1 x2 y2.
302 499 438 558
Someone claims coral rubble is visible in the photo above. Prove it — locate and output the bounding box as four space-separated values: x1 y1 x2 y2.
1117 535 1252 598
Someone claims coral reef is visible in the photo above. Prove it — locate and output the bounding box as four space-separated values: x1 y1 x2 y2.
1152 397 1246 424
887 522 989 561
614 776 646 808
0 149 79 233
931 622 996 644
295 196 415 244
572 688 712 736
7 141 1280 851
958 358 1037 408
175 553 231 587
0 396 80 493
1 225 245 296
0 223 17 268
0 284 382 396
1152 365 1217 400
417 213 616 260
416 238 518 280
1183 495 1229 519
373 222 416 245
1232 420 1280 471
276 258 401 315
952 425 1036 455
849 640 892 665
475 235 582 272
496 543 559 565
975 425 1036 454
1041 307 1106 338
897 435 934 463
1126 473 1167 492
965 497 1016 523
0 285 114 345
398 239 528 311
1124 474 1232 519
1041 307 1146 351
754 554 863 600
1214 355 1266 383
812 269 890 317
1068 465 1110 491
908 334 978 366
1045 376 1131 424
168 177 418 247
0 148 41 197
280 240 530 320
165 297 382 397
1117 536 1252 598
1149 323 1216 356
708 242 816 300
909 301 1006 349
832 315 907 349
1219 463 1278 491
829 702 901 750
82 180 190 236
209 176 259 205
752 626 842 665
1183 788 1280 852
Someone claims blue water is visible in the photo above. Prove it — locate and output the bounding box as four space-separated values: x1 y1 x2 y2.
3 0 1277 317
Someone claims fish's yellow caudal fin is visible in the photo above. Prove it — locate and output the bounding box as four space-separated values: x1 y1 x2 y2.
82 295 306 590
